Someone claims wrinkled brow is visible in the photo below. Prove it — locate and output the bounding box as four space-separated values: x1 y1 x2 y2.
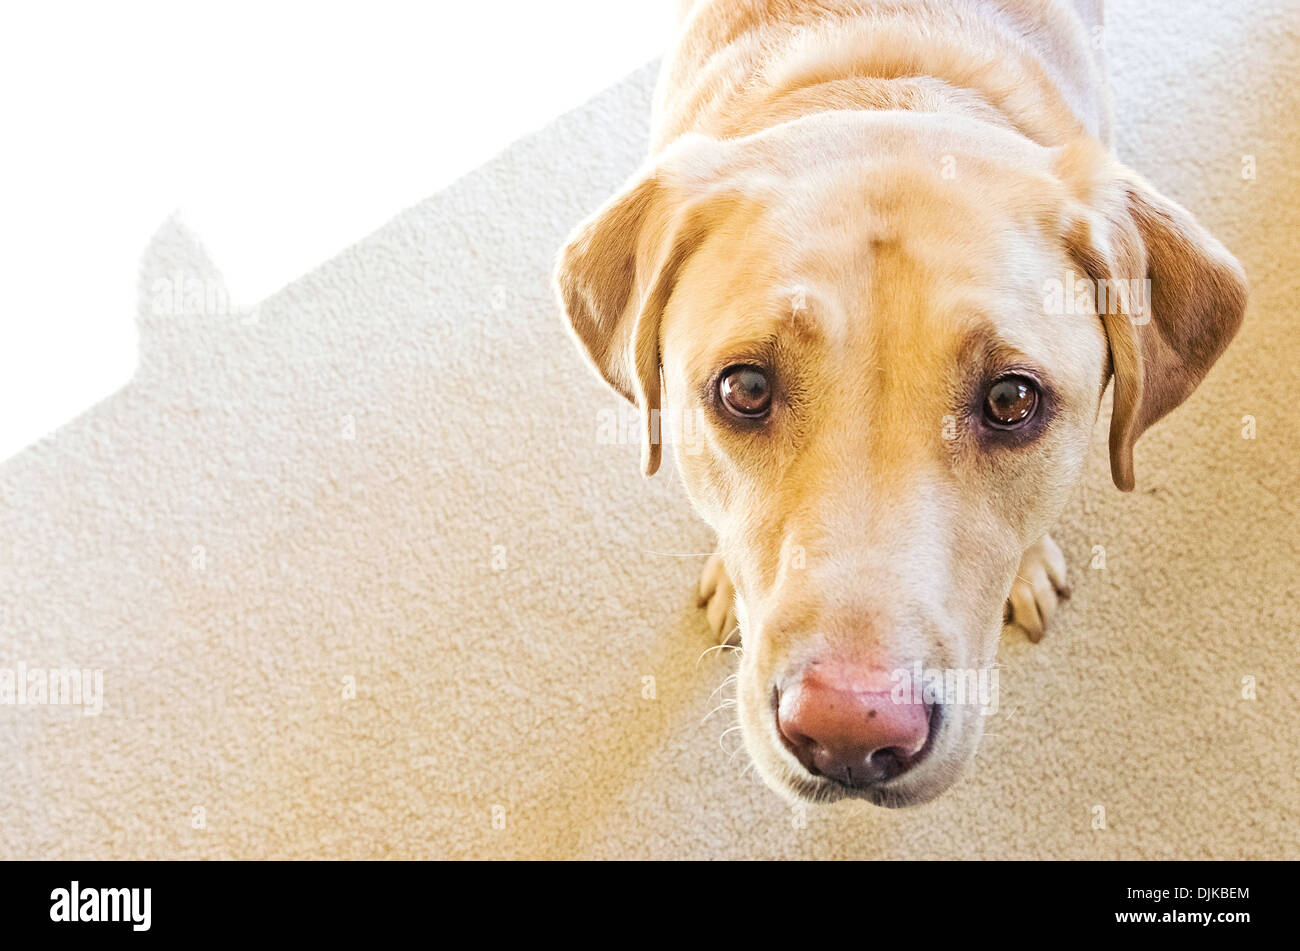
772 281 842 350
696 284 834 365
954 319 1047 379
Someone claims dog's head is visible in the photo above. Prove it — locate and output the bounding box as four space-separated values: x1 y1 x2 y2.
555 111 1245 806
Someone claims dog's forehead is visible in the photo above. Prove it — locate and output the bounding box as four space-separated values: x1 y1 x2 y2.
664 119 1073 381
668 188 1067 395
777 191 1054 339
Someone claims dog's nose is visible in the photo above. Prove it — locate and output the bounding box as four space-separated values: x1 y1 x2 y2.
776 666 932 787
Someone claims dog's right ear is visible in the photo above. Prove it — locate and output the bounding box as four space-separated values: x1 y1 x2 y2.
554 136 723 477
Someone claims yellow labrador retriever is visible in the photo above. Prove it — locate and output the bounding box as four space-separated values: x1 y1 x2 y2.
554 0 1246 807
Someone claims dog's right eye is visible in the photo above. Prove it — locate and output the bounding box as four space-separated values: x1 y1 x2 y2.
719 365 772 419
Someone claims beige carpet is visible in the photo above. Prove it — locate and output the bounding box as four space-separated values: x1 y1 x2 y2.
2 0 1297 859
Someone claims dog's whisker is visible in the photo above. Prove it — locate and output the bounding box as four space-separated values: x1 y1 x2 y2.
707 674 739 702
718 725 743 754
727 738 753 763
700 700 737 724
696 642 741 666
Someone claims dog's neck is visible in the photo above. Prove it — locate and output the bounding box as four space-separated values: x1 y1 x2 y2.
652 0 1110 152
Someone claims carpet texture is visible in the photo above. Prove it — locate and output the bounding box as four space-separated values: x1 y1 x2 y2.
2 0 1297 859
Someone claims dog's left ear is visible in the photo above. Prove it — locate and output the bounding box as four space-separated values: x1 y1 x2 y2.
1057 141 1248 491
554 135 725 477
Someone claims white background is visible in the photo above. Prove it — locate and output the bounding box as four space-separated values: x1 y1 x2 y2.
0 0 672 461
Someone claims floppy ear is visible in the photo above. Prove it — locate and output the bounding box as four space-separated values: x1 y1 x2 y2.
1060 146 1248 491
554 139 721 477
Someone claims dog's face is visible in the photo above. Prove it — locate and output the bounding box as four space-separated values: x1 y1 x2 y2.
659 124 1107 805
556 112 1245 806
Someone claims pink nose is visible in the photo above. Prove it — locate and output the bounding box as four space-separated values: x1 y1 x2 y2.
777 666 932 787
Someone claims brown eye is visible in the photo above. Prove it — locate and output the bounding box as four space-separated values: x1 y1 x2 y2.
984 376 1038 428
719 365 772 418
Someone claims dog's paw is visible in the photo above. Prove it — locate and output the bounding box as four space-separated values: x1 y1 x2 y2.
1004 533 1070 643
697 552 741 646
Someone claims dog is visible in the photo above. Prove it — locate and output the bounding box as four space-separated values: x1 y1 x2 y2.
554 0 1246 807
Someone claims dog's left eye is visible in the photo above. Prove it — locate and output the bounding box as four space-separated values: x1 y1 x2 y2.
983 375 1039 428
719 365 772 418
